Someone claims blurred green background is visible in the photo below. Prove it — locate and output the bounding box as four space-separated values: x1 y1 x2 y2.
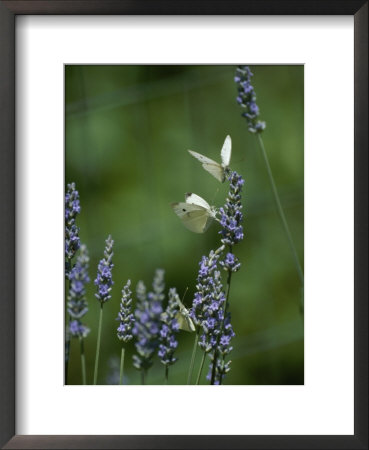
65 65 304 385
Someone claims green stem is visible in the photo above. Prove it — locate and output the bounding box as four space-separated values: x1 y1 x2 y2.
257 134 304 288
165 366 169 384
141 370 146 385
196 352 206 385
119 347 125 385
80 336 87 385
93 303 104 385
187 332 199 384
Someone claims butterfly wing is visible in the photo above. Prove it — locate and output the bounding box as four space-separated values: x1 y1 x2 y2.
185 192 211 210
221 135 232 168
184 314 196 332
185 193 215 231
171 202 213 233
175 298 196 332
188 150 224 182
175 312 195 332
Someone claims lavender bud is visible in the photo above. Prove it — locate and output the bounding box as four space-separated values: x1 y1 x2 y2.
158 288 180 367
94 235 114 304
190 245 225 327
219 171 244 247
67 244 90 338
207 313 235 384
198 270 226 354
220 252 241 273
117 280 135 343
132 269 165 371
235 65 266 133
65 182 81 277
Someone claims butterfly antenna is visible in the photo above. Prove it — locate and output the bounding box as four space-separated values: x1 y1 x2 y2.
181 287 189 303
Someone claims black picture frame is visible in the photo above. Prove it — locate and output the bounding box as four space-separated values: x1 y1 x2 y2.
0 1 367 449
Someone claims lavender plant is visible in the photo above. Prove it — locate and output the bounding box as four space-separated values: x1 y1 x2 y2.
65 182 81 383
116 280 134 384
93 235 114 385
206 313 235 384
195 262 227 384
132 269 165 384
235 65 304 306
65 182 81 278
210 170 244 384
67 244 90 384
185 147 245 384
158 288 180 382
235 66 266 134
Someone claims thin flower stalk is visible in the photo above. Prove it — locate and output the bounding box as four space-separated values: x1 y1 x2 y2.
235 65 304 296
117 280 134 385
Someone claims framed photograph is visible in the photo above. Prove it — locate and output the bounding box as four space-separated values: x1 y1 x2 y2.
0 1 367 449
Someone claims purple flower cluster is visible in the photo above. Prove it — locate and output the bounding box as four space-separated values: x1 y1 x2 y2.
198 269 226 354
190 245 237 383
158 288 180 367
190 245 225 328
94 235 114 304
65 182 81 278
219 171 244 247
67 244 90 338
235 66 266 133
117 280 135 343
132 269 165 372
207 313 235 384
220 252 241 273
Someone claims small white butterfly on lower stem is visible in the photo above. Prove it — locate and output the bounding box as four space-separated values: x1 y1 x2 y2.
188 135 232 183
175 297 195 333
171 193 217 234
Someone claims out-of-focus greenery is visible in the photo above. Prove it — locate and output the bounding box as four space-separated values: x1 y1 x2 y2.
65 65 304 385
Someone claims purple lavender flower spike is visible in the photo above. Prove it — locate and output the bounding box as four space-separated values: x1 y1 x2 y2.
94 235 114 304
235 65 266 133
206 313 235 384
132 269 165 372
190 245 225 328
190 245 237 383
158 288 180 367
117 280 135 343
198 269 226 355
65 182 81 278
219 171 245 247
67 244 90 338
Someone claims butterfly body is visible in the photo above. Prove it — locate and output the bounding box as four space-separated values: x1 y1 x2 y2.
188 135 232 183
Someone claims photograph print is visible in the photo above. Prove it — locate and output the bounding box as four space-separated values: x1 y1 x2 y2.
65 64 304 385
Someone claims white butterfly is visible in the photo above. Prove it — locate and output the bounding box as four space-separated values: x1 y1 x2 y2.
188 135 232 183
171 193 217 234
175 297 195 332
